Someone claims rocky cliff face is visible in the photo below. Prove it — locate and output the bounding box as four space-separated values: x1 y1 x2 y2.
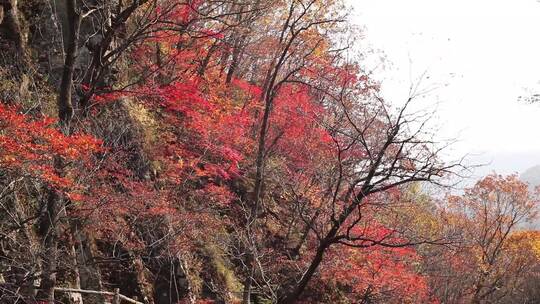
0 2 237 303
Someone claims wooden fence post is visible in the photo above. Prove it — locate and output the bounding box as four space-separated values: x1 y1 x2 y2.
113 288 120 304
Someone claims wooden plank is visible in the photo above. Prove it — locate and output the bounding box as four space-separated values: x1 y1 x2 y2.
53 287 144 304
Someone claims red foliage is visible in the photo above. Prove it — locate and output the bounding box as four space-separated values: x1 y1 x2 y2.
60 2 441 301
320 229 437 303
0 104 102 192
268 84 333 171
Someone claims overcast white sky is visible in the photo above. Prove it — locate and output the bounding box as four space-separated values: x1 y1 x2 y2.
348 0 540 178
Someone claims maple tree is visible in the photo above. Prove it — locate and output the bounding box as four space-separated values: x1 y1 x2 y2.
418 175 540 304
453 175 539 303
0 102 103 302
0 104 101 193
319 243 434 304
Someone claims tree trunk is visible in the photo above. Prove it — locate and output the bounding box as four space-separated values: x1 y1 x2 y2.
78 233 105 303
178 256 197 304
36 1 82 300
67 228 83 303
242 89 273 304
0 0 29 62
132 255 155 304
281 252 323 304
278 239 330 304
198 40 218 77
36 190 62 302
57 0 82 124
242 252 255 304
225 35 246 84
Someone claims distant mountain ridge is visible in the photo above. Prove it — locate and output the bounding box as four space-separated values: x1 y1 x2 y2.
520 165 540 189
519 165 540 229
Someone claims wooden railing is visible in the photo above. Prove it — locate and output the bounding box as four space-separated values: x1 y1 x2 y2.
54 287 144 304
